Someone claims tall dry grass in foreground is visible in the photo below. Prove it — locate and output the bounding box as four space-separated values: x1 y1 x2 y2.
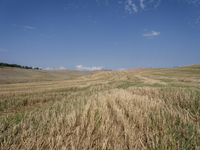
0 67 200 149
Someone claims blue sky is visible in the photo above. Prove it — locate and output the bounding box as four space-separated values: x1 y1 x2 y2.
0 0 200 70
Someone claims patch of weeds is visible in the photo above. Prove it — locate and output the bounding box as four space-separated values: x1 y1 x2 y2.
94 110 102 129
148 110 199 150
167 115 199 150
159 78 175 83
0 100 7 112
147 111 168 149
163 89 200 121
117 81 142 89
53 86 90 93
0 112 26 140
2 113 25 126
125 83 166 89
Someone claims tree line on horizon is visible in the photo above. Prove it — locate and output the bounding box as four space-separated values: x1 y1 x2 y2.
0 62 41 70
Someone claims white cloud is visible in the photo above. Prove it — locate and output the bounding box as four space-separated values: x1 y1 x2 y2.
141 0 161 10
58 66 67 70
12 24 36 31
23 25 36 31
125 0 161 14
125 0 138 14
76 65 103 71
185 0 200 5
43 67 53 70
124 0 200 14
140 0 145 9
118 68 127 71
44 66 67 70
143 30 160 37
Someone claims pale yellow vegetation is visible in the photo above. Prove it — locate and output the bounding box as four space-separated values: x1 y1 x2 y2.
0 66 200 149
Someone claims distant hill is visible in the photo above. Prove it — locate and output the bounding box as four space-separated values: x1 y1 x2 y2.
0 66 92 84
0 62 40 70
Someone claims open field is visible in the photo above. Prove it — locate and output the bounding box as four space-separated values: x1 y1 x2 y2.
0 67 91 84
0 65 200 149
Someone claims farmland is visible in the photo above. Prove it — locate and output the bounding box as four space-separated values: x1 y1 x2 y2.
0 65 200 149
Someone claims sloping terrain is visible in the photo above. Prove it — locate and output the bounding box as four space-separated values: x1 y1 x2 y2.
0 65 199 149
0 67 91 84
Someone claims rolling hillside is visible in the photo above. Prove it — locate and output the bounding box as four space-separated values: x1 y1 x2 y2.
0 65 199 149
0 67 91 84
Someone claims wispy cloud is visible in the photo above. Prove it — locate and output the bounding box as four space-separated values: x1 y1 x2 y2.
76 65 103 71
143 30 160 37
184 0 200 5
124 0 200 14
12 24 37 31
23 25 36 31
140 0 145 9
125 0 161 14
125 0 138 14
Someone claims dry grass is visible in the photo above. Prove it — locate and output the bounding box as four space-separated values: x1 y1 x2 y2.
0 66 200 149
0 67 91 84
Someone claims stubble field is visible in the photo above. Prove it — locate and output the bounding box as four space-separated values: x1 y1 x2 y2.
0 65 200 149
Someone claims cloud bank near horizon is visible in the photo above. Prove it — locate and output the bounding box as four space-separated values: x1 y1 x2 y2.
76 65 103 71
